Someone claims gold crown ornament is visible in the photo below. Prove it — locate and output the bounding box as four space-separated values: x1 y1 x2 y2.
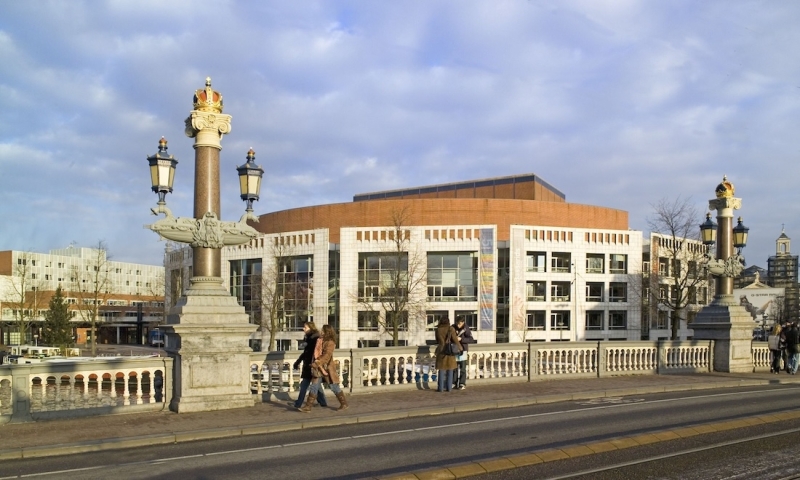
193 77 223 113
715 175 735 198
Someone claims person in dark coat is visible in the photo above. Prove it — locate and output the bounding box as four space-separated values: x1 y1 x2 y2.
300 324 348 412
786 323 800 375
435 316 460 392
452 316 474 390
289 322 328 409
768 324 783 374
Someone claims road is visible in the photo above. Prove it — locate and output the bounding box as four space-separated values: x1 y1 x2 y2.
2 385 800 479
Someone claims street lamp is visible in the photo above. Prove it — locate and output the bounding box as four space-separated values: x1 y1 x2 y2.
236 148 264 221
699 176 750 303
147 137 178 216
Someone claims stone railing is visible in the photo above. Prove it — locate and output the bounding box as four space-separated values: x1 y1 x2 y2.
248 339 762 396
0 356 171 423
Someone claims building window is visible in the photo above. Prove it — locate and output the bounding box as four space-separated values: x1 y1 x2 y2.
526 281 546 301
658 257 669 276
609 282 627 302
386 310 409 331
654 310 669 329
386 339 408 347
526 252 546 272
358 340 380 348
609 311 627 329
426 310 448 331
586 254 604 274
358 311 380 331
687 261 698 278
551 311 570 330
586 311 604 330
527 310 546 330
455 311 478 330
359 253 408 301
551 253 571 273
586 282 603 302
551 281 571 302
609 254 627 274
427 252 478 302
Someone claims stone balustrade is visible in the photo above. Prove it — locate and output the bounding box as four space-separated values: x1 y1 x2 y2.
1 340 770 422
0 357 171 423
249 340 770 396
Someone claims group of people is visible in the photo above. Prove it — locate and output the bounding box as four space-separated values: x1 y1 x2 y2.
768 322 800 374
291 321 348 413
289 315 475 409
434 315 475 392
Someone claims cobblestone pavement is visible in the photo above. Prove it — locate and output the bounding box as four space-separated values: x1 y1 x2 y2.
1 372 797 458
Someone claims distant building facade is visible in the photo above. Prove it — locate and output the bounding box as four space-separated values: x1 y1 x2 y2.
166 174 645 351
766 230 799 324
0 246 165 345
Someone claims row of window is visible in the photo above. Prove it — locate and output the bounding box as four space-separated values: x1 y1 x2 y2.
526 281 628 302
526 310 628 330
527 252 628 274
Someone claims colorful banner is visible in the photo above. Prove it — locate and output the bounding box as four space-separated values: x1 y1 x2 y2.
479 228 495 330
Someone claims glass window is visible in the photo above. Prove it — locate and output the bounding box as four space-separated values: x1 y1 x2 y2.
551 253 571 273
551 281 571 302
585 282 603 302
456 311 478 330
527 310 546 330
609 311 627 329
526 281 546 301
551 311 570 330
658 257 669 276
426 310 448 331
586 311 603 330
359 253 408 301
527 252 546 272
427 252 478 302
609 254 627 274
586 254 604 274
609 282 627 302
358 311 379 331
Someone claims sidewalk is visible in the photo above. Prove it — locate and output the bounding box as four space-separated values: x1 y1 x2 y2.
2 372 798 460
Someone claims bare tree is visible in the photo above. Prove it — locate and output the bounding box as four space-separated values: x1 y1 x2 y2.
4 251 47 344
256 236 312 352
646 197 710 340
356 207 427 346
70 241 114 356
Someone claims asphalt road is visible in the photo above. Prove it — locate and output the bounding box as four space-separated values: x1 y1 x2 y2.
2 384 800 480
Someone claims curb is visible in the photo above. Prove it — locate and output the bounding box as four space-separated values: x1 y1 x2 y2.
1 377 798 461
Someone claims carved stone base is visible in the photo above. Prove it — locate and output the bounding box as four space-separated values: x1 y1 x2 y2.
164 278 257 413
691 297 755 373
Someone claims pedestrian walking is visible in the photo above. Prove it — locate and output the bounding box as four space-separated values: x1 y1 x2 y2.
290 322 328 410
453 316 474 390
768 323 782 374
786 323 800 375
299 324 348 412
435 316 460 392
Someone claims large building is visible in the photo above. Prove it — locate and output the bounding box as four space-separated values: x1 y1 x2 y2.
167 174 644 350
766 229 799 323
0 246 165 345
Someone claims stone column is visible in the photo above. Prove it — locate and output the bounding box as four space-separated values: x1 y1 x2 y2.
164 78 257 412
691 178 753 373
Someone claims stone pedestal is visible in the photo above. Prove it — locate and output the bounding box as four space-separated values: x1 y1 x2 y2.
691 296 754 373
164 277 257 413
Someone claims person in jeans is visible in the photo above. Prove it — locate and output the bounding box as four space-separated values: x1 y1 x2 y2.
289 322 328 410
452 316 474 390
435 316 460 392
786 323 800 374
300 324 348 412
768 324 783 374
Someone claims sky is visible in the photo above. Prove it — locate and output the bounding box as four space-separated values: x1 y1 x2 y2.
1 1 799 268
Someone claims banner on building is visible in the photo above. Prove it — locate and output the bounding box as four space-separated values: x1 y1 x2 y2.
479 228 495 330
732 287 784 322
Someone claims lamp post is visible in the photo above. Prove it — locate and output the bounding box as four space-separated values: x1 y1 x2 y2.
144 78 263 413
692 175 755 372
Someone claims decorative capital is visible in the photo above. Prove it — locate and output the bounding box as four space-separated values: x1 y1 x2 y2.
184 111 232 149
708 196 741 214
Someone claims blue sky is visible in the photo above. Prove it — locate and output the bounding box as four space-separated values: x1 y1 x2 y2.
1 1 799 267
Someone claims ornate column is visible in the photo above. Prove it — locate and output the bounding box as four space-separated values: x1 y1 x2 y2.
146 78 258 412
691 177 753 373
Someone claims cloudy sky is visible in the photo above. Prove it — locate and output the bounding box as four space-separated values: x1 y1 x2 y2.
1 1 799 268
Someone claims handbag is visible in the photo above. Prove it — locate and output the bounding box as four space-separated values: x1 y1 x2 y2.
443 330 460 356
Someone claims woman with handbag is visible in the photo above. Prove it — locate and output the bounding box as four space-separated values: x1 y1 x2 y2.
435 316 461 392
299 324 348 412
